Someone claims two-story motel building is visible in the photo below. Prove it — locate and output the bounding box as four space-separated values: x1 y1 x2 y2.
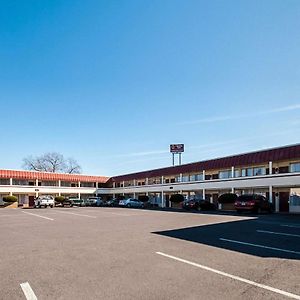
1 143 300 213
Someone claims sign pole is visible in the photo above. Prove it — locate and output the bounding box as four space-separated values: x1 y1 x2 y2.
172 153 175 166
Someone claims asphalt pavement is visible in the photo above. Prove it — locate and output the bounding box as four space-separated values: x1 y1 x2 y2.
0 207 299 300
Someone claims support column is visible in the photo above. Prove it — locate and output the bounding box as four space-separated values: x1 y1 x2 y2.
231 166 235 178
269 161 273 175
179 173 183 182
10 178 13 185
113 182 116 188
231 187 234 193
202 188 205 199
161 191 164 208
78 193 81 199
78 181 81 188
113 193 116 198
202 170 205 180
133 179 136 186
269 185 273 204
161 176 164 184
58 180 61 196
146 178 149 185
122 181 125 187
35 178 39 186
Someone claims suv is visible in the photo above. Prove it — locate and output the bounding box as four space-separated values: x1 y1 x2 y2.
34 195 55 208
85 197 103 207
182 198 216 211
235 194 272 213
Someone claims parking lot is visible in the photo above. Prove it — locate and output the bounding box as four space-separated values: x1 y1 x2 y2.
0 207 299 300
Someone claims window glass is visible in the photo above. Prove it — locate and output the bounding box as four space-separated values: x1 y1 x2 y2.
182 176 189 182
219 170 231 179
189 175 196 181
195 174 203 181
234 169 240 177
290 163 300 173
241 169 246 177
253 167 266 176
246 168 253 176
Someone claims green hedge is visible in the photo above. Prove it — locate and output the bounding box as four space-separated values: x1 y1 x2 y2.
170 194 184 203
217 193 238 204
55 196 66 202
138 195 149 202
3 195 18 203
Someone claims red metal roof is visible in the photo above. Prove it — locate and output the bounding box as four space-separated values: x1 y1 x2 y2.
110 143 300 182
0 169 109 183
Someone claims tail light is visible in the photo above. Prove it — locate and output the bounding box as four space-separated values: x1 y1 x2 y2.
248 201 256 206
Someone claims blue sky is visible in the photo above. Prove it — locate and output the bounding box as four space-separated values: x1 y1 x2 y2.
0 0 300 176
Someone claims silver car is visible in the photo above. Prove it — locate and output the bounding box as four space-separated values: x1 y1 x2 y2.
119 198 144 208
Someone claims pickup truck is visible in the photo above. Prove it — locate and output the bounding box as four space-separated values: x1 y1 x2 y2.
34 195 55 208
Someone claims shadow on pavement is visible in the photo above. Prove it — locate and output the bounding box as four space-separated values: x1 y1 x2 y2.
153 217 300 260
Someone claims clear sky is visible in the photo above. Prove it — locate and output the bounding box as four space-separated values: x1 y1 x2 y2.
0 0 300 176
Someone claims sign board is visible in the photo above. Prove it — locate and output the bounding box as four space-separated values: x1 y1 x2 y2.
170 144 184 153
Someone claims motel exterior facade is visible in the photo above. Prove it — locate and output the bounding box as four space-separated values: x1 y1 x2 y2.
1 144 300 213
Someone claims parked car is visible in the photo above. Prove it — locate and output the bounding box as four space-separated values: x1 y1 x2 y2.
68 197 85 207
234 194 272 213
55 198 74 207
34 195 55 208
106 198 119 207
182 198 216 211
119 198 144 208
85 197 103 207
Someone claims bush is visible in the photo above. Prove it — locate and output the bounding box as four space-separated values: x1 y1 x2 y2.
170 194 184 203
3 195 18 203
217 193 238 204
55 196 66 203
138 195 149 202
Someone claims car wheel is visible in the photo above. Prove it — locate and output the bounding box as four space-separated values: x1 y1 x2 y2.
257 207 262 214
127 204 131 208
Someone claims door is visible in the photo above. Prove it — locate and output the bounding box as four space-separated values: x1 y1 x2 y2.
279 192 289 212
29 196 35 207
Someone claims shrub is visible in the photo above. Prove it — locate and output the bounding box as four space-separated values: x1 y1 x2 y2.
55 196 66 203
138 195 149 202
170 194 184 203
217 193 238 204
3 195 18 203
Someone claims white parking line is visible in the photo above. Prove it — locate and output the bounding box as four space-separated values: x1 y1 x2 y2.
156 252 300 300
22 211 54 221
20 282 38 300
257 230 300 238
281 224 300 229
55 211 97 218
219 238 300 255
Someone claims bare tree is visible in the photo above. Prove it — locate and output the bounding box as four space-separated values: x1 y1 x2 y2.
23 152 82 174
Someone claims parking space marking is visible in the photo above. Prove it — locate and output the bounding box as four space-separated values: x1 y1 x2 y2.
156 252 300 300
20 282 38 300
281 224 300 229
55 211 97 218
219 238 300 255
257 230 300 238
22 211 54 221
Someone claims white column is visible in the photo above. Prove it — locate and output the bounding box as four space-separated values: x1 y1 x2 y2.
161 176 164 184
210 195 213 204
133 179 136 186
35 179 39 186
78 181 81 188
202 188 205 199
146 192 149 196
113 182 116 188
269 161 273 175
58 180 61 187
179 173 183 182
122 181 125 187
231 166 235 178
133 192 136 199
161 191 164 207
231 187 234 193
146 178 149 185
202 170 205 180
78 193 81 198
9 178 13 185
269 185 273 204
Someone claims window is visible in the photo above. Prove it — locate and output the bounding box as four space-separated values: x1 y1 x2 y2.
290 163 300 173
195 174 203 181
246 168 253 176
241 169 246 177
182 176 189 182
219 170 231 179
0 179 10 185
234 169 240 178
189 175 196 181
253 167 266 176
